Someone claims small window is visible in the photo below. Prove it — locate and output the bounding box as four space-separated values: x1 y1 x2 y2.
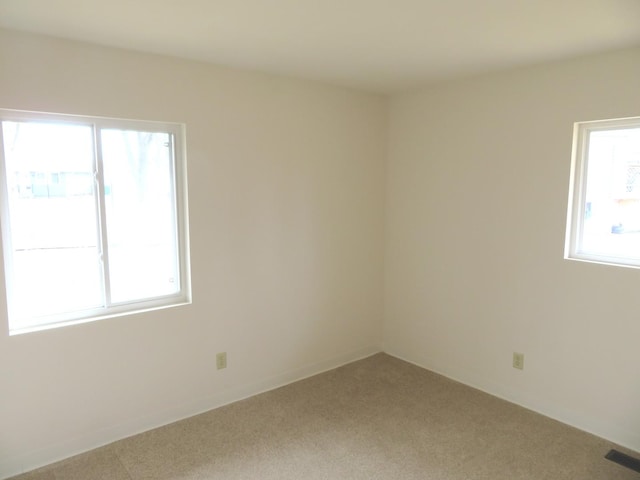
565 116 640 268
0 109 191 334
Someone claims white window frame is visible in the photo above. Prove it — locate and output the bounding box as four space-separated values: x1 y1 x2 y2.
0 109 191 335
565 116 640 269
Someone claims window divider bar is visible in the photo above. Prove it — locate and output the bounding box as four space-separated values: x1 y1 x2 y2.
93 126 112 307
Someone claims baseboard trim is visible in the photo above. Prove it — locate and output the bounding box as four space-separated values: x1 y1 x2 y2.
383 348 640 455
1 344 382 479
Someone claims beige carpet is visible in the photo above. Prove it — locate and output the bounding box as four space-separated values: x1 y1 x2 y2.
10 353 640 479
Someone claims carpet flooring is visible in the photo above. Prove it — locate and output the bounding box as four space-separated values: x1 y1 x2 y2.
9 353 640 479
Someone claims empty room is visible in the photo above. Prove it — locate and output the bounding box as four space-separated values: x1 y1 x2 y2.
0 1 639 478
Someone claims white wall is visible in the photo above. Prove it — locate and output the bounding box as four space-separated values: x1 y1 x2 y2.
385 47 640 452
0 29 386 477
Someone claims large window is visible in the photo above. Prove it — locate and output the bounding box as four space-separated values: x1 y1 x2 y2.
0 110 191 334
565 116 640 268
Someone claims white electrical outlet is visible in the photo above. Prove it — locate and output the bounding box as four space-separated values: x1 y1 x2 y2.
513 352 524 370
216 352 227 370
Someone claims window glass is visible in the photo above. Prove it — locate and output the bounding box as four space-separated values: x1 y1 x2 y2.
2 121 102 321
101 129 180 303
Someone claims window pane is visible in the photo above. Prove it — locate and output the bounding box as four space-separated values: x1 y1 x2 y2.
101 129 180 303
1 121 102 324
581 127 640 260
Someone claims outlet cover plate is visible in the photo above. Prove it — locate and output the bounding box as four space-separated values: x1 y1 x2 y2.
216 352 227 370
513 352 524 370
